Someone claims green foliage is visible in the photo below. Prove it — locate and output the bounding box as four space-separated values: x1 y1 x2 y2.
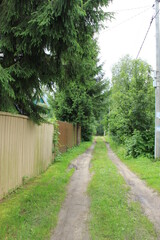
96 122 104 136
48 82 93 141
47 115 60 158
96 78 111 135
53 121 60 157
0 0 112 122
48 73 108 141
108 55 155 157
47 28 109 141
125 130 146 158
0 64 16 112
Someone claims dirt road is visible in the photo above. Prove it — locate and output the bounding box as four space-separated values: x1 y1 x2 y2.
50 141 160 239
106 143 160 234
50 144 95 240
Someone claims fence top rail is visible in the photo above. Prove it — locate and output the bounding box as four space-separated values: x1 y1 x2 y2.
0 112 53 125
0 111 28 119
58 120 76 125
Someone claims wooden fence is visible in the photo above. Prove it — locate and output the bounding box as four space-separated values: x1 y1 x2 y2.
0 112 81 200
58 121 81 152
0 112 54 200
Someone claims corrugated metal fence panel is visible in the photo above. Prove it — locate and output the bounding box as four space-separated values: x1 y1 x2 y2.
0 112 54 199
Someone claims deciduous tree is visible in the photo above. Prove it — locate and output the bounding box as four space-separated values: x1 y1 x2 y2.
108 55 155 157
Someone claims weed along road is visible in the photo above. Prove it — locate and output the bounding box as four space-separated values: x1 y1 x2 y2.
106 142 160 235
50 144 95 240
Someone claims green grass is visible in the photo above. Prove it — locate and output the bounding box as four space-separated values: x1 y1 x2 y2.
0 141 92 240
88 137 157 240
107 136 160 193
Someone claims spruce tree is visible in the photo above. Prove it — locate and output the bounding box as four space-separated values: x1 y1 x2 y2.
48 37 108 141
0 0 111 121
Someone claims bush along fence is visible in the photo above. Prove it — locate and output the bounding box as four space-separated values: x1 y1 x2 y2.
0 112 81 200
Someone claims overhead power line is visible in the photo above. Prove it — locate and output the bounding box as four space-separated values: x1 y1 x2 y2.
107 5 151 13
136 8 160 59
101 7 152 33
112 7 151 30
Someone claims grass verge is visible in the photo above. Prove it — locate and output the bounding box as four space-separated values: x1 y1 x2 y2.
88 137 157 240
0 141 92 240
107 136 160 193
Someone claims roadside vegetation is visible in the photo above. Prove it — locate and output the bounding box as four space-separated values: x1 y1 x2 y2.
103 55 154 158
0 142 92 240
88 138 157 240
107 136 160 193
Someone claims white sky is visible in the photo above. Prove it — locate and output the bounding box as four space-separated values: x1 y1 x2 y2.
98 0 157 79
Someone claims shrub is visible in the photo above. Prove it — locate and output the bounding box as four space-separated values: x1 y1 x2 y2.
125 130 145 158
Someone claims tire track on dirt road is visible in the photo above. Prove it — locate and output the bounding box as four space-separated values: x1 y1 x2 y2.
106 143 160 236
50 144 95 240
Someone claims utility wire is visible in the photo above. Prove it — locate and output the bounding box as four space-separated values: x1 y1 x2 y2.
107 5 151 13
113 7 151 30
136 8 160 59
101 7 151 33
127 3 156 77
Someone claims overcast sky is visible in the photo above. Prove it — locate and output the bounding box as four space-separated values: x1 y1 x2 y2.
98 0 157 78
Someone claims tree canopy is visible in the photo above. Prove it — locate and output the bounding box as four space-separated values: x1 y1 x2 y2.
48 36 108 141
0 0 112 122
107 55 155 157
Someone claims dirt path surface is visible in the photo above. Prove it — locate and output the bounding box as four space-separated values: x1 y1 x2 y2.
50 144 95 240
106 143 160 234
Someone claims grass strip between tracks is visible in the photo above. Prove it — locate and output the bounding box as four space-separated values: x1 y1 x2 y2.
88 137 157 240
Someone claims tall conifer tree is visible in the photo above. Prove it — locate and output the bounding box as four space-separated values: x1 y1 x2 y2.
0 0 111 121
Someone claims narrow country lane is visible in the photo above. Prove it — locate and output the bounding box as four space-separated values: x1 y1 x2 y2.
50 144 95 240
106 143 160 235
